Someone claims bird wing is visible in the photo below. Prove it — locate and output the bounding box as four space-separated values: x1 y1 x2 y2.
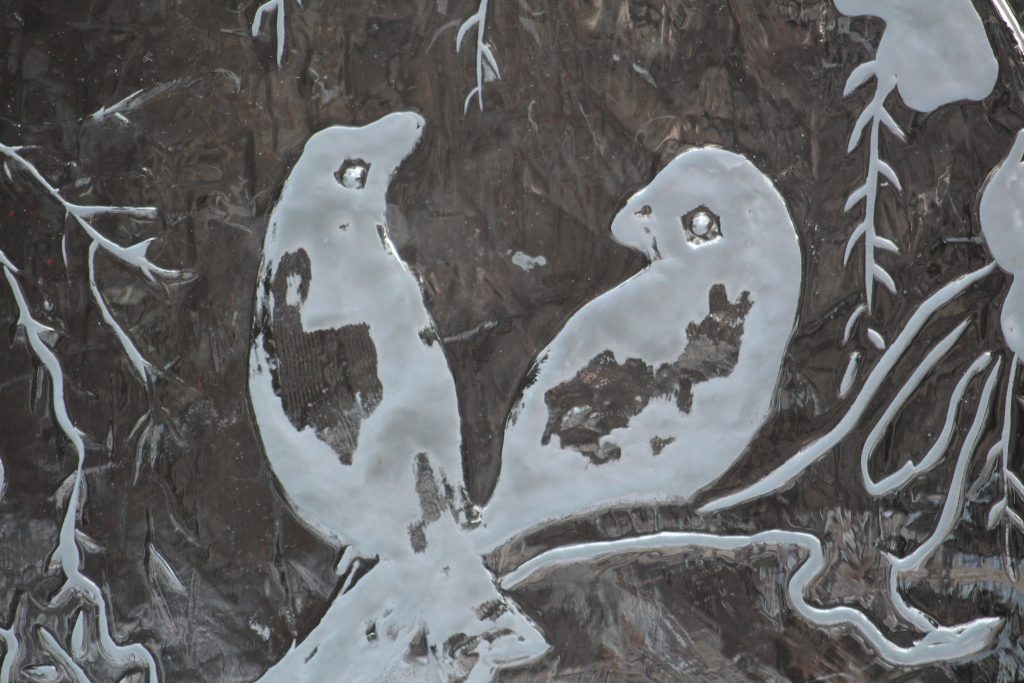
475 270 770 548
480 253 799 551
256 247 382 468
248 216 466 552
248 242 383 543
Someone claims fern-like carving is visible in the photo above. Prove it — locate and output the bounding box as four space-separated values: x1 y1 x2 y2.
833 0 997 396
839 60 904 370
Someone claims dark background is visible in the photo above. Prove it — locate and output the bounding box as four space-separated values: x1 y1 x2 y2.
1 0 1023 680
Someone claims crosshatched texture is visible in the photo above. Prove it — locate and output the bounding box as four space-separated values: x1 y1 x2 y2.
0 0 1023 681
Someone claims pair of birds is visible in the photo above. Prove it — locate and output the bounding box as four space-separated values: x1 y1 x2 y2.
247 110 803 681
248 110 1024 681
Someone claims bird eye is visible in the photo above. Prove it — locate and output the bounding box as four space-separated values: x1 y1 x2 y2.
681 206 722 245
635 205 653 218
336 159 370 189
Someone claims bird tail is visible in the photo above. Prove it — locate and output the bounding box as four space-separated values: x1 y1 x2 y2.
257 530 548 683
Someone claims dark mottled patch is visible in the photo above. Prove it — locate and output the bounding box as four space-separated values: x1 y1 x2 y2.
628 0 663 27
406 453 458 553
443 632 477 660
406 630 429 659
407 521 427 554
376 223 392 253
475 599 509 622
418 327 437 346
413 452 444 524
542 284 752 464
650 436 675 455
260 249 383 465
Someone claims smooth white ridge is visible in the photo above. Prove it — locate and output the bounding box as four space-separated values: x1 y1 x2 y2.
251 0 303 67
887 357 1001 631
700 264 995 514
456 0 499 113
861 352 991 496
37 627 91 683
990 0 1024 56
839 351 860 398
501 530 1001 666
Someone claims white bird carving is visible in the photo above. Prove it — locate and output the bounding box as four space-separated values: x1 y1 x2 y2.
248 112 546 682
980 128 1024 356
476 147 803 549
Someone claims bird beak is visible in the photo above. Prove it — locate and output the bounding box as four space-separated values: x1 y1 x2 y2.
610 209 659 262
350 113 425 177
375 111 425 156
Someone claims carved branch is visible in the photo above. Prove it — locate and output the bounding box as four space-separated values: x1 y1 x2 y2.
0 143 179 380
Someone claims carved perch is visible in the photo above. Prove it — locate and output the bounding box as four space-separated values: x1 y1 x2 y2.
503 529 1002 666
700 264 996 513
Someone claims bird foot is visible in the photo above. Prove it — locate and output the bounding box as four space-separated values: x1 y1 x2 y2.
440 596 550 682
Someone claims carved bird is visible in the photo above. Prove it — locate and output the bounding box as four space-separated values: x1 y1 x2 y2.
476 147 803 549
248 112 546 682
980 128 1024 356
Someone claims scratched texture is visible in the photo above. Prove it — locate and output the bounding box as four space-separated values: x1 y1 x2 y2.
1 0 1024 680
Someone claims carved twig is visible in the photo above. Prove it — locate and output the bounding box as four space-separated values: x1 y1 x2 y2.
0 143 177 381
983 354 1024 581
456 0 500 113
843 62 904 316
251 0 303 67
860 351 992 496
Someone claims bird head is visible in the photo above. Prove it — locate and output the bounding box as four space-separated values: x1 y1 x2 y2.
285 112 425 216
979 129 1024 274
610 147 792 265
